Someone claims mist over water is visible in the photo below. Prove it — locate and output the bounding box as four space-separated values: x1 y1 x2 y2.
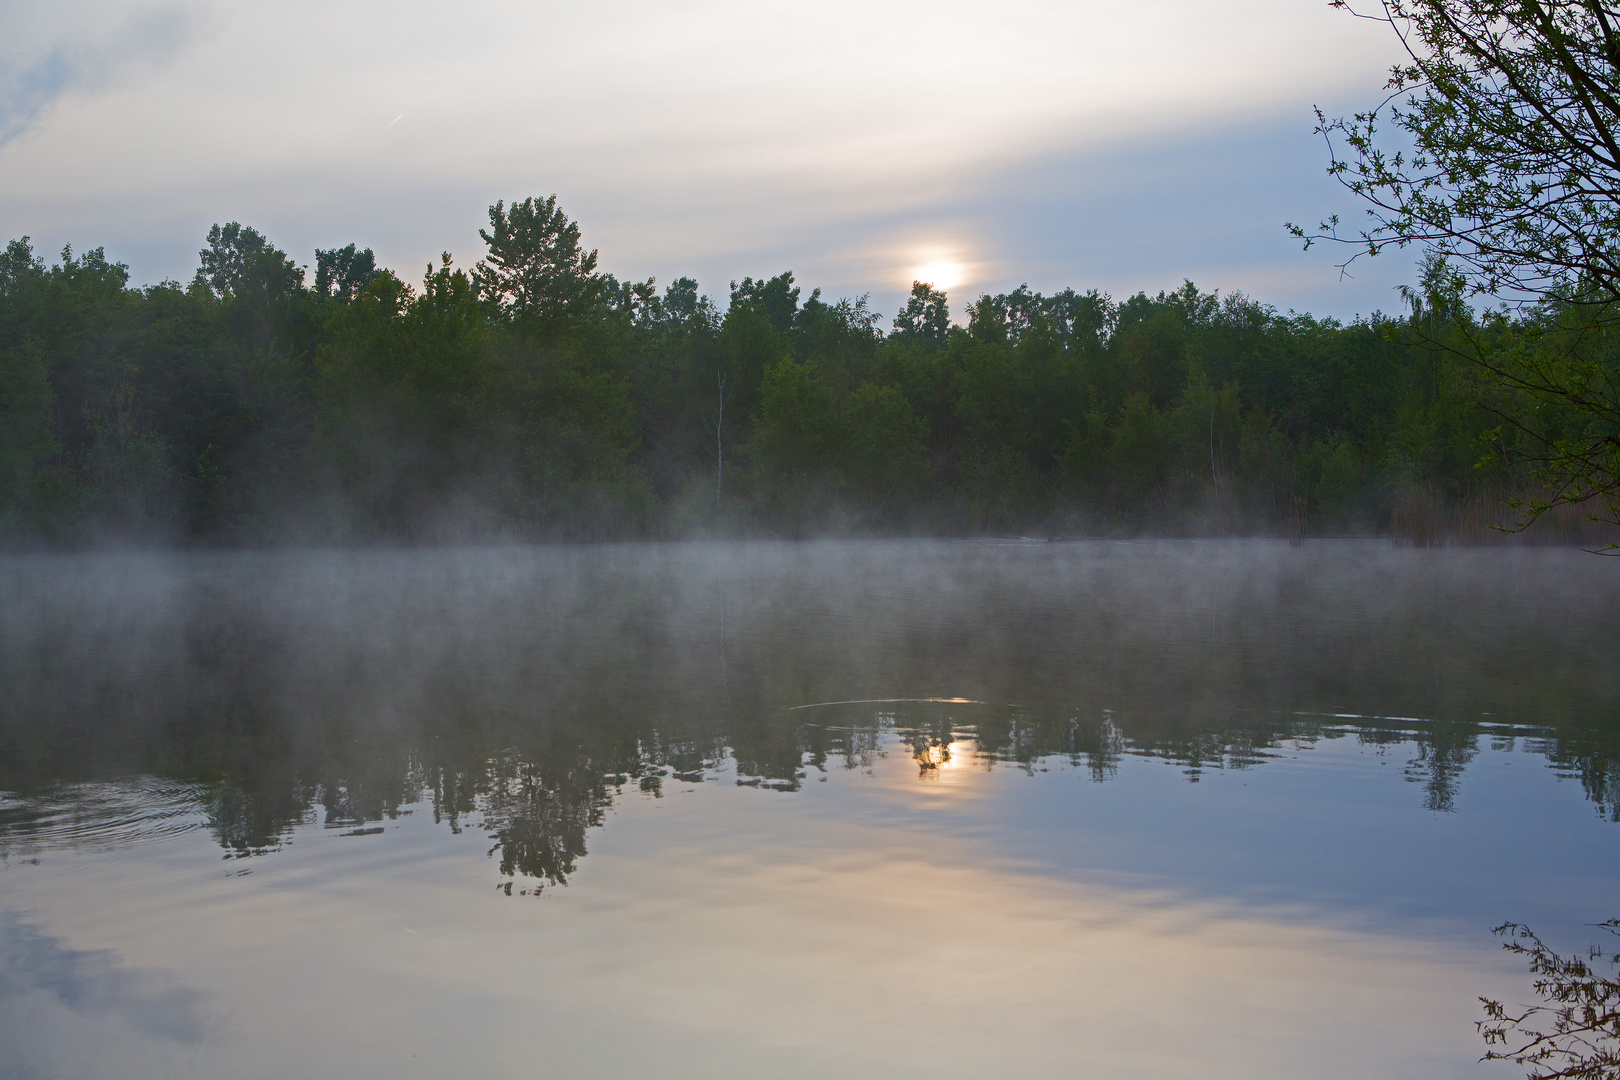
2 539 1618 1078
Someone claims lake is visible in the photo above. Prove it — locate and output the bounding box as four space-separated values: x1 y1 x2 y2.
2 539 1617 1079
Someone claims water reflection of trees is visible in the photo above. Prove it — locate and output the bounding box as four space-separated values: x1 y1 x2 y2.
1479 920 1620 1079
205 783 310 856
475 753 608 885
6 701 1620 887
1536 725 1620 823
5 543 1620 885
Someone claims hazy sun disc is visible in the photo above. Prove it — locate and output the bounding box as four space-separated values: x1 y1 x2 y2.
912 261 963 291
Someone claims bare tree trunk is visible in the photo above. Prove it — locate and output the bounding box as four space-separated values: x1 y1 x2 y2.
715 371 726 510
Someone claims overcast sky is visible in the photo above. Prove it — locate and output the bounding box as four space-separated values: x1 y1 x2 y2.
0 0 1417 321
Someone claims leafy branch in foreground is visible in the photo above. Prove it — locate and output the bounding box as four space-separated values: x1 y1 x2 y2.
1299 1 1620 540
1480 919 1620 1078
1295 0 1620 306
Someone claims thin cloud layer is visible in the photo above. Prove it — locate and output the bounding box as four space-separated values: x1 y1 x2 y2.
0 0 1410 316
0 2 194 148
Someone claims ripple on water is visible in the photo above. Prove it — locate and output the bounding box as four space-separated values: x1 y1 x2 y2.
0 777 209 856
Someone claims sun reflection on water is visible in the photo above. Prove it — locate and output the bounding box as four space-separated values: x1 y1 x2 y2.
908 732 971 779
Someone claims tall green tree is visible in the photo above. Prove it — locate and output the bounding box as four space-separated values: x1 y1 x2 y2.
474 196 607 341
892 281 950 349
314 244 379 302
1302 0 1620 532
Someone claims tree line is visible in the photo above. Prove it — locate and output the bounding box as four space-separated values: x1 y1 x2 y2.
0 196 1601 544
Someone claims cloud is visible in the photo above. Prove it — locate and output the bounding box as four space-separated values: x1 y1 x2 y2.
0 0 1413 319
567 110 1421 321
0 3 193 148
0 108 1420 323
0 911 210 1043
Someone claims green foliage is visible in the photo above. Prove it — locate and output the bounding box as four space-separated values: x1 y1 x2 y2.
1110 394 1170 506
474 196 606 341
752 356 844 477
892 281 950 349
1301 0 1620 303
83 373 178 535
0 341 65 531
1475 299 1620 530
2 195 1609 544
730 272 800 334
752 358 925 502
197 222 304 300
314 244 378 302
1304 1 1620 535
1299 431 1367 521
843 383 927 498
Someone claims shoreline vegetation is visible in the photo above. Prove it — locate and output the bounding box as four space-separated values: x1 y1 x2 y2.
3 199 1616 549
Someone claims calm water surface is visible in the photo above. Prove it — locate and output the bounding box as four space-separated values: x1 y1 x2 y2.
1 539 1618 1079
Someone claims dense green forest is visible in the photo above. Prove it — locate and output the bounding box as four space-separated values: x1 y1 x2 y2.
0 196 1601 544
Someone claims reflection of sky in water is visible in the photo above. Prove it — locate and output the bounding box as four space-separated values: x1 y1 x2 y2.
0 909 211 1079
870 725 1617 937
0 724 1607 1079
2 540 1617 1077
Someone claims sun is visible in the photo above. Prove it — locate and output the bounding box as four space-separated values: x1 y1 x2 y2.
911 260 964 291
